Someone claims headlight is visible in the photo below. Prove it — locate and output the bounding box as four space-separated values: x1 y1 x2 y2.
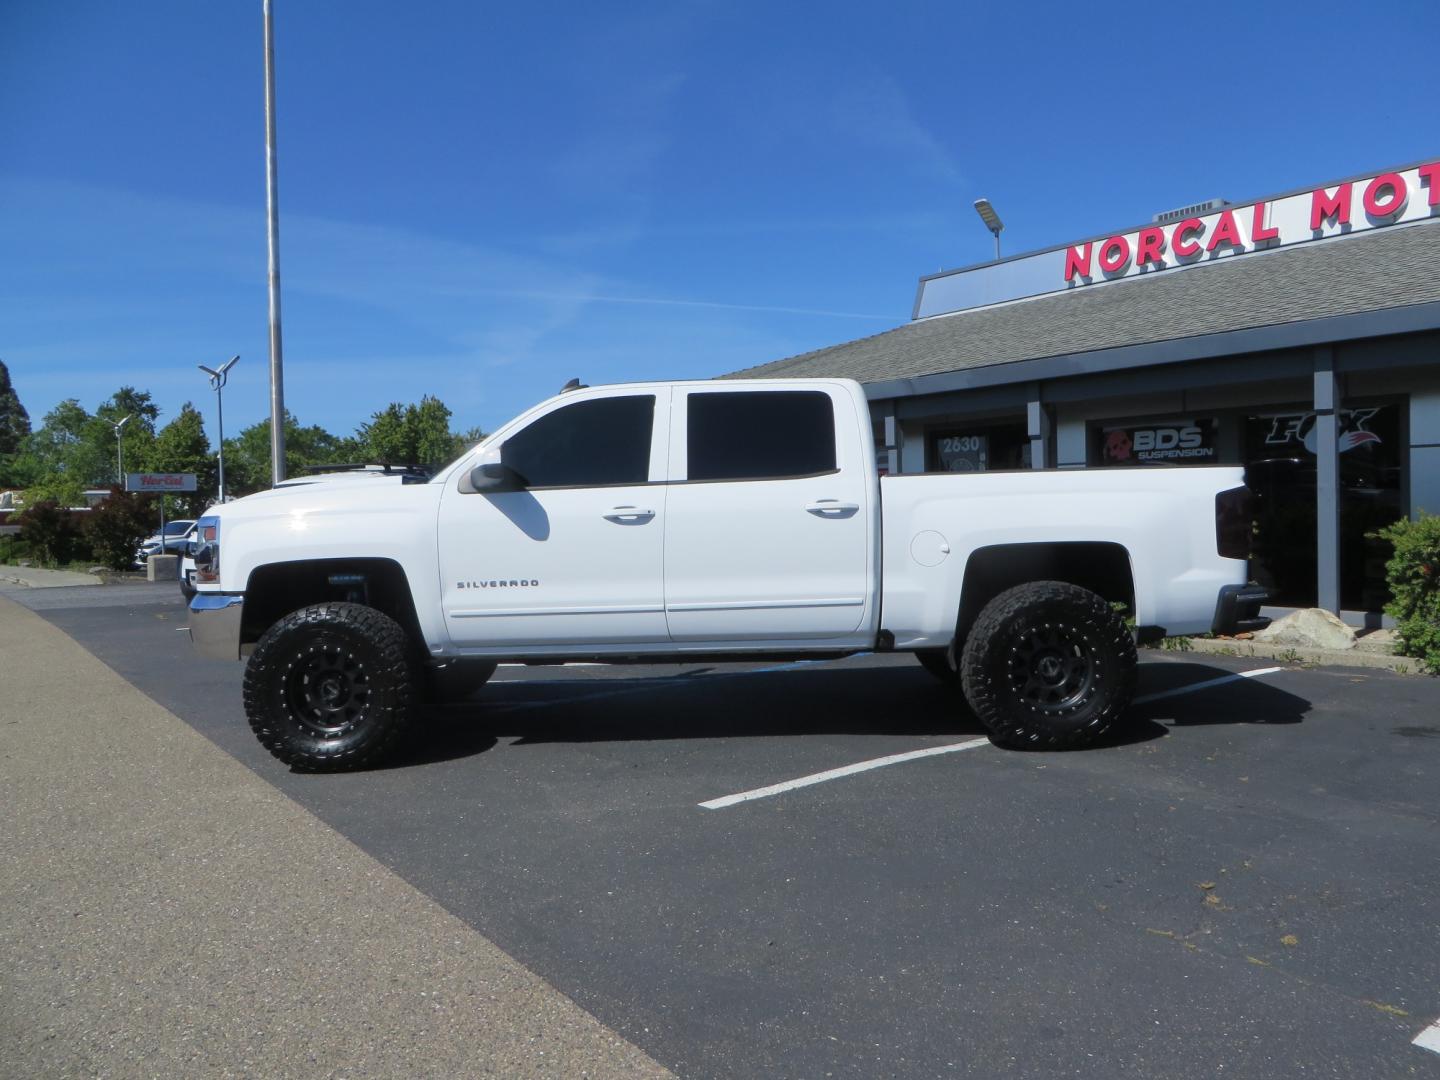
194 515 221 584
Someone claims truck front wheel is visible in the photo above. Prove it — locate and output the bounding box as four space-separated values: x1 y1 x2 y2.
961 581 1136 750
243 602 417 771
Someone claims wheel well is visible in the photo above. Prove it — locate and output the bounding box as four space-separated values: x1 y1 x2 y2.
953 542 1134 646
240 558 423 650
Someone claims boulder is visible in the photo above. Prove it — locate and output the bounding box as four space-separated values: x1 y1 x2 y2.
1253 608 1356 650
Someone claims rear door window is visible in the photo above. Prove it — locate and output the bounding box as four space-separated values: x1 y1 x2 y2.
687 391 836 481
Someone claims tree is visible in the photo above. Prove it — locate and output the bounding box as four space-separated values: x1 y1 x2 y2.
13 500 85 566
0 359 31 466
357 395 473 469
222 411 357 495
146 402 214 514
358 403 410 463
95 386 158 485
22 399 109 491
84 487 156 572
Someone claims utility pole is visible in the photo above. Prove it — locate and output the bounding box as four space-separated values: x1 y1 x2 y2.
263 0 287 483
112 415 131 486
199 356 239 502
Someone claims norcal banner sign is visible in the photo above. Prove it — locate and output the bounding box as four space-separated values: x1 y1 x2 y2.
125 473 197 492
914 160 1440 319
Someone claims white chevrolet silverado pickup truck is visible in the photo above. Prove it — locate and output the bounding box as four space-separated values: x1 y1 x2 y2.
188 378 1266 770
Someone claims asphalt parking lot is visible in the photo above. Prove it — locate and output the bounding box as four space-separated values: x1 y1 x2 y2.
8 580 1440 1079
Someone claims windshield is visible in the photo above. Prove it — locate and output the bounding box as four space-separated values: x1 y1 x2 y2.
164 521 195 536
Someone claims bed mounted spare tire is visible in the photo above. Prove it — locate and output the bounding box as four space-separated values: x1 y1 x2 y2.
960 580 1137 750
243 602 417 771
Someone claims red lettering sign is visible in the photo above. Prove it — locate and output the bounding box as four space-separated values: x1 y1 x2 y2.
1135 226 1166 266
1205 209 1244 252
1363 172 1407 218
1310 183 1352 229
1420 161 1440 207
1172 218 1205 257
1098 235 1131 273
1250 201 1279 243
1064 243 1093 282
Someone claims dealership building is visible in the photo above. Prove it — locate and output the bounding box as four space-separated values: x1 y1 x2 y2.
729 159 1440 617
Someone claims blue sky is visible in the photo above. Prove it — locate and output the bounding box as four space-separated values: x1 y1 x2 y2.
3 0 1438 440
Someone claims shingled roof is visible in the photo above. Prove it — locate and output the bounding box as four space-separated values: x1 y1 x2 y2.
723 218 1440 386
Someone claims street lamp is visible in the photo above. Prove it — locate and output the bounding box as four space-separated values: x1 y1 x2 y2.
198 355 239 502
111 414 132 486
973 198 1004 260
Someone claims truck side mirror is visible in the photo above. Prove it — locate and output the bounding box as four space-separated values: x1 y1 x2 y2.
459 447 523 494
469 461 523 493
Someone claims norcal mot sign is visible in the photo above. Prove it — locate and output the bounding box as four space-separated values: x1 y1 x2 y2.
913 160 1440 319
1062 163 1438 285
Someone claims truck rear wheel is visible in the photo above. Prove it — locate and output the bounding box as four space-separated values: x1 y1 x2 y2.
243 602 417 771
961 581 1136 750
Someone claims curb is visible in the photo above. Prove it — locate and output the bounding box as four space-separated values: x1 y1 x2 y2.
1162 635 1425 674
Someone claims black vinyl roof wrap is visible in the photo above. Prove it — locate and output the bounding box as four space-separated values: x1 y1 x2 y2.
723 218 1440 391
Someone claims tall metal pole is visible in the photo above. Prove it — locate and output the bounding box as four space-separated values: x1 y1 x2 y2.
199 357 238 503
263 0 287 483
215 378 227 502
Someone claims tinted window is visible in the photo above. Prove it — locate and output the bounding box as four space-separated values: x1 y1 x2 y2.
503 395 654 488
687 391 836 481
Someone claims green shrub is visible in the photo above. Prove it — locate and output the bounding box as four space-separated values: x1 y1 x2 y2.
0 534 30 564
13 500 86 566
1376 513 1440 674
84 488 155 571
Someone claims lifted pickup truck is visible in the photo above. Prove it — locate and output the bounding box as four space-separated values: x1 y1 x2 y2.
188 378 1265 770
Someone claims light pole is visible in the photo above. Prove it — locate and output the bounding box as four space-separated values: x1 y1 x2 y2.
263 0 287 483
111 414 132 487
199 356 239 502
973 198 1004 260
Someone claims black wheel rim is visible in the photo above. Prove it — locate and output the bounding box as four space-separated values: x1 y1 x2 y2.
282 640 374 737
1006 621 1095 715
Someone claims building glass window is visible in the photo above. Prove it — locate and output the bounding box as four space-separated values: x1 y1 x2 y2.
1243 402 1403 609
928 421 1029 472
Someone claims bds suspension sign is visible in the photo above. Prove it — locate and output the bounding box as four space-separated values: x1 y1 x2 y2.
125 473 197 492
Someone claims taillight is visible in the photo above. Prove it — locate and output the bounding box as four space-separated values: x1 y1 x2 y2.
194 515 221 584
1215 486 1253 560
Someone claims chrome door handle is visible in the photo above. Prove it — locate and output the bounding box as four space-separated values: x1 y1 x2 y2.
603 506 655 523
805 499 859 516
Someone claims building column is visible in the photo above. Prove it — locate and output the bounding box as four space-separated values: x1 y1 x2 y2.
1313 347 1341 613
1027 390 1052 469
881 408 899 475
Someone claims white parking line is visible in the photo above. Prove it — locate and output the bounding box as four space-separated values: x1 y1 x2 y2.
1414 1019 1440 1056
699 738 992 809
1131 666 1282 706
699 665 1287 809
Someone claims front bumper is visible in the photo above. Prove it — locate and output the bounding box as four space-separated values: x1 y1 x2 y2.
1212 584 1270 636
188 594 244 661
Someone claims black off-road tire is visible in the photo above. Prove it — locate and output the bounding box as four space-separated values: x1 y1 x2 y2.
243 602 417 771
422 660 498 704
915 648 959 684
961 581 1137 750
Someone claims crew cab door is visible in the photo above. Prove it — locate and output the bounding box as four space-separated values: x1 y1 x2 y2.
663 385 875 642
437 389 670 649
